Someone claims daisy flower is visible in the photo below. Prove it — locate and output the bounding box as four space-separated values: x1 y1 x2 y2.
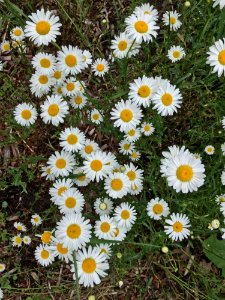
221 170 225 185
0 263 6 273
14 103 37 126
30 72 53 97
213 0 225 10
14 222 26 232
82 50 93 67
125 12 159 43
114 202 137 230
141 122 155 136
104 172 130 199
57 45 84 75
207 39 225 77
31 214 42 226
221 142 225 155
95 243 112 259
124 163 143 189
80 139 99 158
47 150 76 177
164 213 191 241
10 27 24 41
38 231 53 244
110 224 127 241
111 32 140 59
70 92 87 109
23 236 32 245
49 236 73 263
167 46 185 63
40 95 69 126
111 99 143 132
91 58 109 77
130 150 141 162
220 202 225 215
162 11 182 31
59 127 85 153
55 213 92 250
49 178 73 203
24 8 61 46
94 215 116 240
52 68 66 85
119 139 135 155
215 194 225 204
1 40 10 52
128 75 156 107
73 167 91 187
205 145 215 155
147 198 170 220
55 188 85 215
193 153 202 160
31 52 56 75
152 82 182 116
90 109 103 124
12 234 23 247
62 77 81 96
94 198 114 216
53 85 63 96
34 244 55 266
134 3 158 22
130 182 143 195
124 127 141 142
71 246 109 287
41 166 56 181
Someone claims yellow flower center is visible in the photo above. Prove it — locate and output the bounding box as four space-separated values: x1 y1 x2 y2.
90 160 102 171
66 82 75 91
100 222 110 233
0 265 4 271
41 231 52 244
67 133 78 145
169 17 176 24
55 158 66 169
17 225 23 230
65 54 77 67
99 203 107 210
144 125 150 131
58 186 68 196
114 228 119 237
3 43 10 51
126 170 136 181
48 104 59 116
21 109 31 120
85 145 93 154
40 249 49 259
38 75 48 84
57 87 62 94
207 147 213 153
67 224 81 239
123 143 130 150
153 204 163 214
138 85 151 98
132 152 138 158
121 209 130 220
14 29 22 36
82 258 96 273
134 20 148 33
161 93 173 106
128 129 135 136
36 21 51 35
111 178 123 190
46 168 51 175
120 109 133 122
34 217 39 223
40 58 51 68
74 95 82 104
54 71 62 79
65 197 76 208
78 174 86 181
100 248 107 254
15 236 22 244
176 165 193 182
173 221 183 232
96 63 104 72
218 50 225 65
118 40 128 51
57 243 68 254
173 51 181 58
93 113 99 120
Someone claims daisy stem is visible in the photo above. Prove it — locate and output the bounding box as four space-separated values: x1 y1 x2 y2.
72 250 80 300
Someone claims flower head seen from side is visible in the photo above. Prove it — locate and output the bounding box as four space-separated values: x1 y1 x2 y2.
14 222 27 232
134 3 158 22
14 103 38 126
162 11 182 31
207 39 225 77
147 198 170 220
164 213 191 241
34 244 55 266
167 46 185 63
91 58 109 77
95 243 112 259
47 151 76 177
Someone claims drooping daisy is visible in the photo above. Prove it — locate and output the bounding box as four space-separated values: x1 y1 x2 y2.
0 263 6 273
80 139 99 158
73 167 91 187
62 77 81 96
104 172 130 199
11 234 23 247
82 50 93 68
130 150 141 162
94 198 114 216
41 165 56 181
11 40 26 51
94 215 116 240
95 243 112 259
119 139 135 155
162 11 182 31
91 58 109 77
59 127 85 153
47 150 76 177
55 188 85 215
70 92 87 109
207 39 225 77
49 236 73 263
152 82 182 116
14 222 26 232
164 213 191 241
0 40 10 52
71 246 109 287
14 103 38 126
147 198 170 220
30 71 53 97
134 3 158 22
90 109 103 124
215 194 225 204
111 100 143 132
111 32 140 59
23 236 32 245
124 127 141 142
125 12 159 43
57 45 84 75
124 163 143 189
31 52 56 75
141 122 155 136
55 213 92 250
221 143 225 155
205 145 215 155
167 46 185 63
49 178 73 203
10 27 24 41
221 170 225 185
40 95 69 126
24 9 62 46
213 0 225 10
114 202 137 230
128 75 156 107
31 214 42 226
34 244 55 266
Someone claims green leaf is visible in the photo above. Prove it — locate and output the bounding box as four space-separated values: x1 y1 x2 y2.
203 234 225 277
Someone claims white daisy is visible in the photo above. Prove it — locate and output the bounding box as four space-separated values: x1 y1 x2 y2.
90 109 103 124
95 243 112 259
24 9 61 46
82 50 93 67
14 103 37 126
221 143 225 155
36 231 53 244
110 223 127 241
167 46 185 63
124 163 143 189
147 198 170 220
23 236 31 245
32 52 56 74
130 150 141 162
14 222 26 232
80 139 99 158
141 122 155 136
129 182 143 195
47 150 76 177
41 166 56 181
94 215 116 240
49 236 73 263
49 178 73 203
164 213 191 241
162 11 182 31
73 167 91 187
215 194 225 204
70 92 87 109
134 3 158 22
111 32 140 59
213 0 225 10
124 127 141 142
104 172 130 199
94 198 114 216
59 127 85 153
207 39 225 77
204 145 215 155
53 85 63 96
0 40 10 52
55 188 85 215
57 45 84 75
12 234 23 247
221 170 225 185
31 214 42 226
62 77 81 96
51 68 66 85
0 263 6 273
40 95 69 126
91 58 109 77
10 27 24 41
30 72 53 97
34 244 55 266
119 139 135 155
114 202 137 230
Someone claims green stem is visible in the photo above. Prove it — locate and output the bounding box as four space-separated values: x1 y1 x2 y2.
73 250 80 300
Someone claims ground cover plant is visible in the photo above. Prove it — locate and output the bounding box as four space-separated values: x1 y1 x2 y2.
1 0 225 299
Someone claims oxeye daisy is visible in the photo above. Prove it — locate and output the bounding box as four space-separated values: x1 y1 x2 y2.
10 27 24 41
125 12 159 43
147 198 170 220
41 165 56 181
90 109 103 124
152 82 182 116
52 68 65 85
14 103 37 126
37 231 53 244
119 139 135 155
128 75 156 107
95 243 112 259
124 127 141 142
31 52 56 74
30 72 53 97
110 224 127 241
167 46 185 63
134 3 158 22
1 40 10 52
14 222 26 232
34 244 55 266
130 182 143 195
221 142 225 155
162 11 182 31
193 153 202 160
94 198 114 216
221 170 225 185
80 139 99 158
130 150 141 162
71 246 109 287
47 151 76 177
23 236 32 245
70 92 87 109
49 178 73 203
55 213 92 250
104 172 130 199
12 234 23 247
215 194 225 204
62 77 80 96
124 163 143 189
213 0 225 10
111 99 143 132
92 58 109 77
49 237 73 263
31 214 42 226
0 263 6 273
82 50 93 67
55 188 85 215
111 32 140 59
24 8 61 46
114 202 137 230
57 45 84 75
53 85 63 96
164 213 191 241
207 39 225 77
40 95 69 126
141 122 155 136
94 215 116 240
205 145 215 155
59 127 85 153
73 167 91 187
